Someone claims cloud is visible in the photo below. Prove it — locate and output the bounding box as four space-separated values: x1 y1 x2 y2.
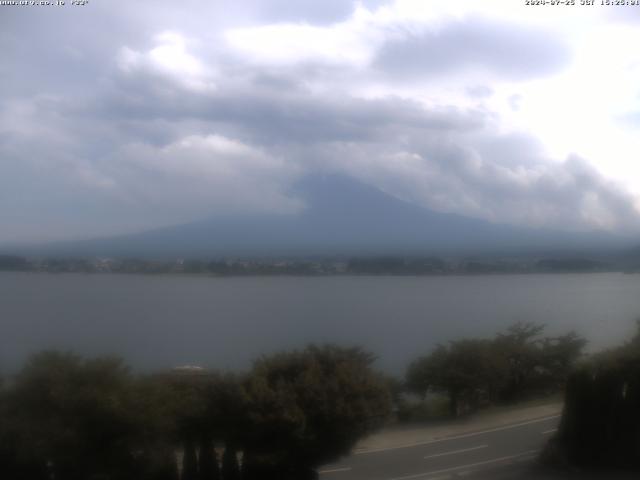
313 137 639 232
466 85 493 99
98 72 486 145
374 18 572 81
118 32 216 92
618 110 640 127
1 0 639 244
236 0 388 25
224 12 381 67
607 8 640 25
106 134 302 218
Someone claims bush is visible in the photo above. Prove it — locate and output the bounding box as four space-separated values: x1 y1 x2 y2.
546 323 640 471
241 345 391 478
406 323 586 417
0 345 391 479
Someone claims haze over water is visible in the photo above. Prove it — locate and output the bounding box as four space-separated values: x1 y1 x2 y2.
1 272 638 375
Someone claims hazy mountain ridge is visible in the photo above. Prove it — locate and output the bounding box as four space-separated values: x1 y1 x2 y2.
11 175 636 259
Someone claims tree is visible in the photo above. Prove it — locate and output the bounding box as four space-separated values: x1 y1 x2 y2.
241 345 391 478
406 340 505 417
131 369 247 480
493 322 546 401
544 322 640 471
127 372 199 480
182 438 198 480
198 436 220 480
0 255 29 271
221 445 240 480
405 356 433 401
494 323 586 400
405 323 586 416
538 332 587 393
4 351 140 479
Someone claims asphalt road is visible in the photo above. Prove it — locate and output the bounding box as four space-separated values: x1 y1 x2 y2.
319 415 561 480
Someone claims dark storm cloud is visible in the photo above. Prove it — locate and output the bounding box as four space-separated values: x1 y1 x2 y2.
375 18 572 80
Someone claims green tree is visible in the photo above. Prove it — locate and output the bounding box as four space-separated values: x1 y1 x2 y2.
241 345 391 479
133 369 247 480
493 322 546 401
127 374 185 479
406 340 505 417
407 323 586 415
538 332 587 393
545 322 640 471
494 323 586 400
4 351 140 479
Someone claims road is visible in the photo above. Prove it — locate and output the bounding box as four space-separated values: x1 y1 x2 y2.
319 415 561 480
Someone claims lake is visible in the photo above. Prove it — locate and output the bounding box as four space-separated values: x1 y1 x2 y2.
1 272 639 375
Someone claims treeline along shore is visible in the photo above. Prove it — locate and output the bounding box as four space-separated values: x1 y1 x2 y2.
1 254 636 276
2 321 639 479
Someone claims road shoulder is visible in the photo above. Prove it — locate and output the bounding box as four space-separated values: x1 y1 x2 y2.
355 402 563 455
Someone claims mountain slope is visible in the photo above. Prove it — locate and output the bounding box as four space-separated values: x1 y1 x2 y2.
21 175 634 258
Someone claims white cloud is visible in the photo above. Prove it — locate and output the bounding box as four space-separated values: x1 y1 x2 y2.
107 134 303 218
3 0 640 243
118 31 216 92
312 136 640 233
225 6 383 67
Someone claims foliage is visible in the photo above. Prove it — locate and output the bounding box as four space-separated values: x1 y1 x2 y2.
493 322 547 402
2 351 140 479
406 323 586 416
395 394 450 423
0 255 29 271
546 321 640 471
0 345 391 479
241 345 391 478
407 339 507 416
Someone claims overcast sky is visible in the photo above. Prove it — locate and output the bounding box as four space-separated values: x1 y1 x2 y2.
2 0 640 244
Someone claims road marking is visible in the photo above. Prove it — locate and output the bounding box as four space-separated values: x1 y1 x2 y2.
355 415 561 455
387 450 539 480
423 444 488 460
319 467 352 474
541 428 557 435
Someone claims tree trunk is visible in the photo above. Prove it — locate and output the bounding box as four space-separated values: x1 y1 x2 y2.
221 444 240 480
182 438 199 480
449 391 459 417
199 437 219 480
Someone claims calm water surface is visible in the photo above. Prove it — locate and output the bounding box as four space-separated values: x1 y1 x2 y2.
1 272 639 374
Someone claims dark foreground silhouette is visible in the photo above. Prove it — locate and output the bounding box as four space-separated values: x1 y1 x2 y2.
0 346 390 480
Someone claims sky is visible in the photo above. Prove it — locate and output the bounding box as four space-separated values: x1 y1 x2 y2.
2 0 640 244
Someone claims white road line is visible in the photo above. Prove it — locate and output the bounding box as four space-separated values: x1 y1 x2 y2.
423 444 488 460
355 415 561 455
319 467 352 474
387 450 539 480
541 428 557 435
